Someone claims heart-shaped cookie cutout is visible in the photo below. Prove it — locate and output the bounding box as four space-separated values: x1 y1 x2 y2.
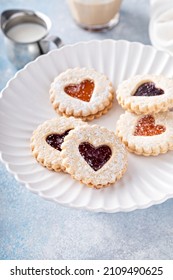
46 130 71 151
64 79 94 102
78 142 112 171
134 115 166 136
134 82 164 96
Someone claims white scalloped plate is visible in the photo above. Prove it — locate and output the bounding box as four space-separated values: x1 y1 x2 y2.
1 40 173 213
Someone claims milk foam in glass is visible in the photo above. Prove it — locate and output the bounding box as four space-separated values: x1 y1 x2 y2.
67 0 122 30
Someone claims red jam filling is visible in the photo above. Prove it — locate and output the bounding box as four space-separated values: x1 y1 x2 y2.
134 115 166 136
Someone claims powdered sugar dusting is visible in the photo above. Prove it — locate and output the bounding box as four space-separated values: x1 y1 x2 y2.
116 111 173 155
31 116 86 170
50 68 114 116
117 74 173 114
61 125 127 187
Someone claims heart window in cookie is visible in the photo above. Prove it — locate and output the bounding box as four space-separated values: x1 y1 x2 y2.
78 142 112 171
64 79 94 102
133 82 164 97
134 115 166 136
46 129 71 151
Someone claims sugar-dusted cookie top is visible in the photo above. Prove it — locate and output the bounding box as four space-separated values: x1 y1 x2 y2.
30 116 86 171
116 111 173 156
50 67 114 121
61 125 128 188
117 74 173 114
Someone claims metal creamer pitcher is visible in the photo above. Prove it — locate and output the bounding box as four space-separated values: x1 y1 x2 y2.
1 9 62 69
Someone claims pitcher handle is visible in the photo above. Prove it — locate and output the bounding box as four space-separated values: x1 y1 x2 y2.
39 35 63 54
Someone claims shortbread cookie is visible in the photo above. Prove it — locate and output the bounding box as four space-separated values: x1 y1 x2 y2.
30 116 85 171
117 74 173 114
61 100 113 121
50 68 114 121
61 125 127 189
116 111 173 156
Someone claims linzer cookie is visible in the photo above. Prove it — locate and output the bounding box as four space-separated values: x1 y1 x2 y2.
117 74 173 114
116 111 173 156
49 68 114 121
30 116 85 171
61 125 127 189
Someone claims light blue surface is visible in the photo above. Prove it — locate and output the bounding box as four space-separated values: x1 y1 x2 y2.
0 0 173 260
